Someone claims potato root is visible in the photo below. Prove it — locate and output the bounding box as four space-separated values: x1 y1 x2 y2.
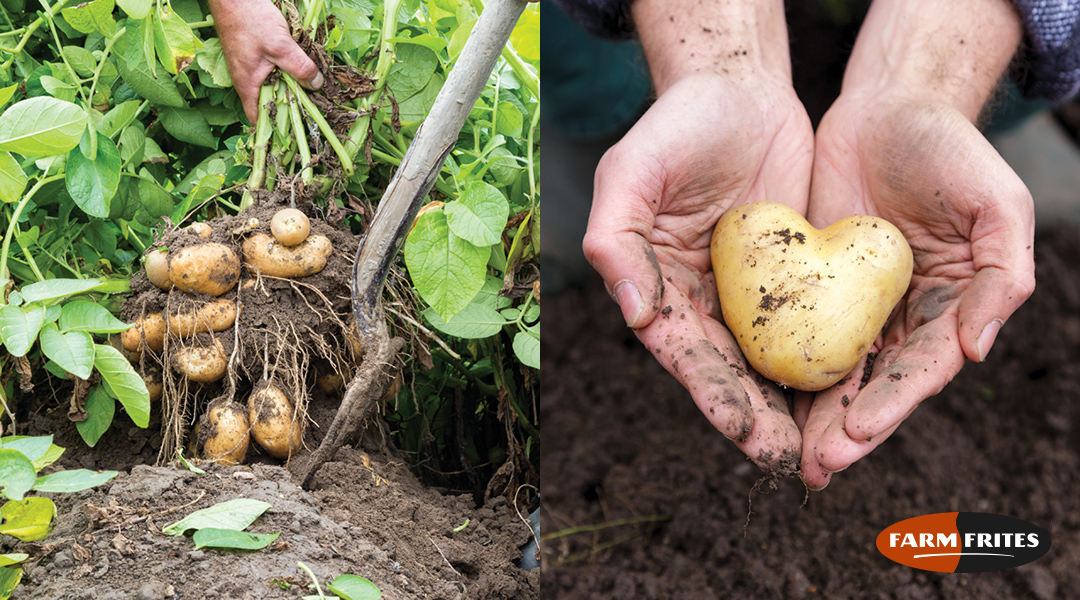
169 243 241 296
242 232 332 278
711 201 913 391
247 384 303 459
171 338 228 383
121 312 166 353
168 298 237 338
144 249 172 290
270 208 311 247
201 402 250 466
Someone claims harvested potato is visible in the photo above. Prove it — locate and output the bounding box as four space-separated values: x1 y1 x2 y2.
144 249 172 290
169 243 241 296
270 208 311 247
242 232 332 278
201 402 249 465
143 367 163 402
187 222 212 239
247 383 303 459
121 312 166 353
172 338 228 383
711 201 913 391
168 298 237 338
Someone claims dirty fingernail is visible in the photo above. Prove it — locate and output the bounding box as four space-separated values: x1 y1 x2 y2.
612 280 643 327
976 319 1003 362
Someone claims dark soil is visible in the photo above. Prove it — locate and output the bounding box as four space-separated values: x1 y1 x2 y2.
540 225 1080 599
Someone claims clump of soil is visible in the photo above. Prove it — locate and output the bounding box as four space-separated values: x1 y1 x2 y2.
541 225 1080 599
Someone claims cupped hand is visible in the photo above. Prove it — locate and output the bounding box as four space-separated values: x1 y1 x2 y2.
797 93 1036 489
209 0 324 123
583 73 814 472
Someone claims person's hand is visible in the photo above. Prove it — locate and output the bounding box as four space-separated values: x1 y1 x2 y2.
797 0 1035 489
208 0 324 124
584 69 814 471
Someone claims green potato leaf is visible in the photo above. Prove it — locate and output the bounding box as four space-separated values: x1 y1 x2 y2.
423 302 506 339
38 323 94 380
117 0 152 19
0 97 87 157
60 0 117 36
0 437 52 469
163 499 273 536
66 131 122 218
32 468 118 493
0 566 21 600
93 344 150 428
0 497 56 540
19 278 105 305
75 385 115 447
195 38 233 88
192 528 280 551
59 301 131 334
159 107 216 148
445 182 509 247
0 305 44 357
405 208 490 322
0 451 37 502
513 329 539 369
96 101 141 139
0 151 27 204
154 6 202 74
328 575 383 600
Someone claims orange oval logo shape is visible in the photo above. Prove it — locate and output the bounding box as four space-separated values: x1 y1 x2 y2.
877 513 1051 573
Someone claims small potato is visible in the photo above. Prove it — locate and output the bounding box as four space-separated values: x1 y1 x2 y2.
144 249 172 290
121 313 166 353
270 208 311 247
711 201 913 391
316 372 345 394
168 298 237 338
201 402 250 465
172 338 228 383
247 384 303 459
242 232 332 278
187 222 212 239
143 367 163 402
169 243 241 296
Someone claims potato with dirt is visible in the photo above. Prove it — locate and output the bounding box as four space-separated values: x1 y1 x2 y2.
199 401 250 465
168 243 242 296
121 312 166 353
270 208 311 246
171 337 228 383
248 383 304 459
242 232 332 278
711 201 913 391
167 298 238 337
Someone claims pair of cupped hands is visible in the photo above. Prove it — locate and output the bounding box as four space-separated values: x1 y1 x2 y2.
583 72 1036 489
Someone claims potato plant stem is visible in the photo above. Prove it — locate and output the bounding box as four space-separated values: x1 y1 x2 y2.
344 0 402 159
283 74 354 176
0 175 64 287
286 86 313 186
0 0 69 71
242 83 277 209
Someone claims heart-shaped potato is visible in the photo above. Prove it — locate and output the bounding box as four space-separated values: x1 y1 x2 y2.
711 202 913 391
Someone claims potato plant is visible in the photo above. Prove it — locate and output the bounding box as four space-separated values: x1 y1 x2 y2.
0 0 537 507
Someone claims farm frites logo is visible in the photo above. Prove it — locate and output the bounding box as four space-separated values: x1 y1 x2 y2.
876 513 1050 573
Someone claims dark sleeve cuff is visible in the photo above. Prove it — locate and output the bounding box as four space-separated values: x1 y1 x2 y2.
1012 1 1080 102
551 0 636 39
